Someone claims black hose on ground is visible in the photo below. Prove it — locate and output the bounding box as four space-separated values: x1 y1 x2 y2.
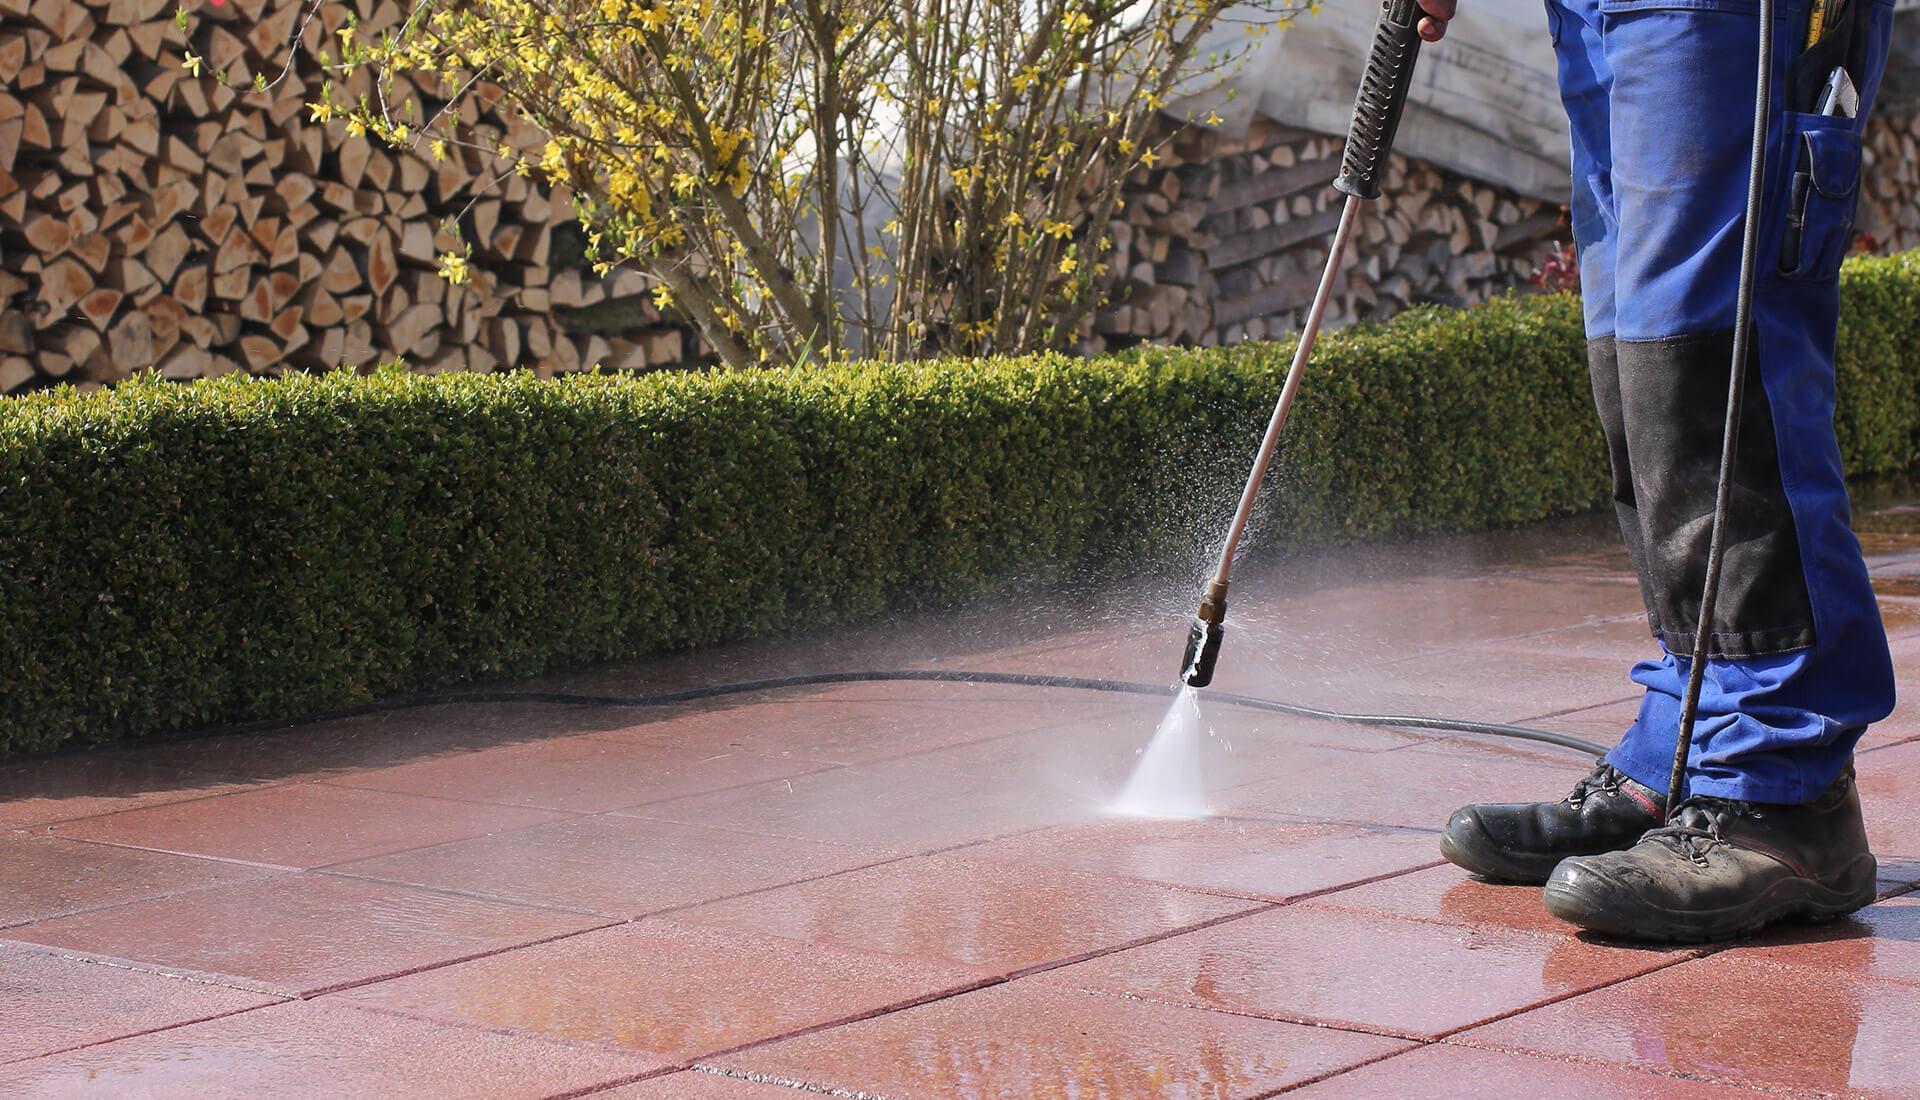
194 668 1609 758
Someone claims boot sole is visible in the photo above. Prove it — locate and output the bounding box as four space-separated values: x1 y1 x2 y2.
1541 855 1879 943
1438 828 1566 886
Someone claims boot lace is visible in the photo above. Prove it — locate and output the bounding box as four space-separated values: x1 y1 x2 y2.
1644 796 1762 866
1564 762 1630 809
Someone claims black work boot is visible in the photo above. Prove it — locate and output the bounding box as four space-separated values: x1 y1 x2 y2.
1542 767 1877 942
1440 761 1666 885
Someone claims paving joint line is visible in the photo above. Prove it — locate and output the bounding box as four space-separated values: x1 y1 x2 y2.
676 1063 894 1098
542 1066 685 1100
288 918 627 1000
0 1000 286 1070
1068 984 1430 1042
684 901 1302 1066
0 872 289 934
311 756 849 817
3 777 302 835
1425 947 1710 1042
678 884 1397 1070
685 973 1012 1066
1253 1040 1432 1097
1437 1030 1836 1097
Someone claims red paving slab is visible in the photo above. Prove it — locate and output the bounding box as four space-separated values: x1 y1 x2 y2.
710 980 1414 1099
0 942 278 1064
40 781 568 869
331 815 895 917
335 919 996 1061
1859 709 1920 751
1514 696 1640 751
1304 646 1638 719
10 498 1920 1093
0 751 260 831
958 815 1443 901
127 707 602 783
1461 951 1920 1097
958 576 1643 705
1733 893 1920 987
324 734 825 814
0 834 274 928
1 874 607 996
1853 741 1920 858
0 999 667 1097
625 717 1183 852
1876 857 1920 896
1287 1042 1787 1098
1153 698 1446 755
1211 743 1589 830
1302 863 1584 938
578 682 1137 764
668 852 1261 974
1875 596 1920 639
1035 904 1692 1039
1472 615 1657 660
587 1072 819 1098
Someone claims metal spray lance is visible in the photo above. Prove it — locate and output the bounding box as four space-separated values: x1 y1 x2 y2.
1181 0 1429 688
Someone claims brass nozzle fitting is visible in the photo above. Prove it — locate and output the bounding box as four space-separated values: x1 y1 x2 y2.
1195 580 1229 625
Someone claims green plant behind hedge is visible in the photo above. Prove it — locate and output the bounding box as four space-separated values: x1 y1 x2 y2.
4 251 1916 755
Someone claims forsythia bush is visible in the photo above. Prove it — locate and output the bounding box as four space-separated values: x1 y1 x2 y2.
307 0 1305 367
6 252 1919 754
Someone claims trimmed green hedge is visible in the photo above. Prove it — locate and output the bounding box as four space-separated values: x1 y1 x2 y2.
5 250 1918 755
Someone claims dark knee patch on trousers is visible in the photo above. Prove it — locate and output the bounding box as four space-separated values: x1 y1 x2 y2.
1587 335 1661 631
1614 331 1815 658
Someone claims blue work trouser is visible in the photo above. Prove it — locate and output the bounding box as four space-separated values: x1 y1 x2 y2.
1546 0 1897 802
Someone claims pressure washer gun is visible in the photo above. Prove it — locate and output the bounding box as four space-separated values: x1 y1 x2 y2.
1180 0 1428 688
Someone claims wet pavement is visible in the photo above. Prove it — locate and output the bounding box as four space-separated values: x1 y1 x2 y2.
9 488 1920 1097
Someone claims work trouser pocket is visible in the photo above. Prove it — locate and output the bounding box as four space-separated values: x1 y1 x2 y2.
1777 113 1861 282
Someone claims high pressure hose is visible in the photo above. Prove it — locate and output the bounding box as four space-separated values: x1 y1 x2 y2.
1181 0 1427 688
1665 0 1777 810
189 667 1608 757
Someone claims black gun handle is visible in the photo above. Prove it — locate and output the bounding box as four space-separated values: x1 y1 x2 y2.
1334 0 1426 200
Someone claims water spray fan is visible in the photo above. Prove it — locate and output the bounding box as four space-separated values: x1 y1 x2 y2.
1181 0 1427 688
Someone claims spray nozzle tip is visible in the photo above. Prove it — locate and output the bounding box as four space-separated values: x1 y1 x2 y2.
1180 617 1224 688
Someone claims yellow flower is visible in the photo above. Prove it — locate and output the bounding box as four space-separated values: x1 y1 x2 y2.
308 100 333 123
1042 220 1072 240
1058 257 1078 274
431 139 448 162
438 250 471 285
653 285 674 309
182 52 204 77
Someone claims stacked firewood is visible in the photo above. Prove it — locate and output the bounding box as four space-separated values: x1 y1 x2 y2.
1084 118 1568 353
0 0 696 393
1 0 1912 395
1863 106 1920 254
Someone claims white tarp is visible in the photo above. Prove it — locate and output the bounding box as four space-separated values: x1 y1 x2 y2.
1175 0 1573 202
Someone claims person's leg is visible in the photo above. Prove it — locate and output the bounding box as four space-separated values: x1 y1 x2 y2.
1589 0 1894 806
1544 0 1898 939
1438 0 1670 884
